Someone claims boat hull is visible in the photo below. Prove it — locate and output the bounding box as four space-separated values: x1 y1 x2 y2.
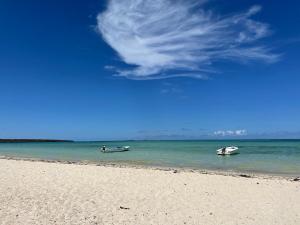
216 147 239 155
101 146 130 153
101 149 129 153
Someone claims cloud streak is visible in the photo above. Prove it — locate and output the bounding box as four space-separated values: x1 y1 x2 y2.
97 0 278 80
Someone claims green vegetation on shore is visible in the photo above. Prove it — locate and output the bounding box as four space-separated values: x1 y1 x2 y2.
0 139 74 143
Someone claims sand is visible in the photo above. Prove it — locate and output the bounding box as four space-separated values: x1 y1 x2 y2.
0 159 299 225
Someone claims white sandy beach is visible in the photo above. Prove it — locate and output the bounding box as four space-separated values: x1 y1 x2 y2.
0 159 299 225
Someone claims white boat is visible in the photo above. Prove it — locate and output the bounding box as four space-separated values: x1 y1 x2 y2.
216 146 239 155
101 146 130 153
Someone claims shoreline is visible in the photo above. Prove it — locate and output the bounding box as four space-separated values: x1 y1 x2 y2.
1 157 299 225
1 155 299 181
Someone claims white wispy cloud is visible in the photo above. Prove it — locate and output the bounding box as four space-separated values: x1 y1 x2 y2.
97 0 278 80
160 82 183 94
214 129 247 137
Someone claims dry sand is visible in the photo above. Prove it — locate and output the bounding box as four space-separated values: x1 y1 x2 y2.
0 159 299 225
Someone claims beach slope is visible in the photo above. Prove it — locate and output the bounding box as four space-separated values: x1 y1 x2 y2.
0 159 299 225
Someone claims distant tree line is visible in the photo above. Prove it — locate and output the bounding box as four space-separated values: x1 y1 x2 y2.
0 139 74 143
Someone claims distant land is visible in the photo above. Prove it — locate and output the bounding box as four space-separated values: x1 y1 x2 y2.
0 139 74 143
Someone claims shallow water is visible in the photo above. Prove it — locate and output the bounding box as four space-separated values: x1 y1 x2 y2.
0 140 300 175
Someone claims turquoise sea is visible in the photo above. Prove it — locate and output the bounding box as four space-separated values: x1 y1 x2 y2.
0 140 300 176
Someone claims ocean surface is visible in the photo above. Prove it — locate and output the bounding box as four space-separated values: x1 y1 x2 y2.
0 140 300 176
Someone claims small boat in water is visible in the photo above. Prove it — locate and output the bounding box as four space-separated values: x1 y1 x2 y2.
216 146 239 155
101 145 130 153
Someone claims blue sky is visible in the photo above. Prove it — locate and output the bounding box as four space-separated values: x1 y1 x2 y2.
0 0 300 140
